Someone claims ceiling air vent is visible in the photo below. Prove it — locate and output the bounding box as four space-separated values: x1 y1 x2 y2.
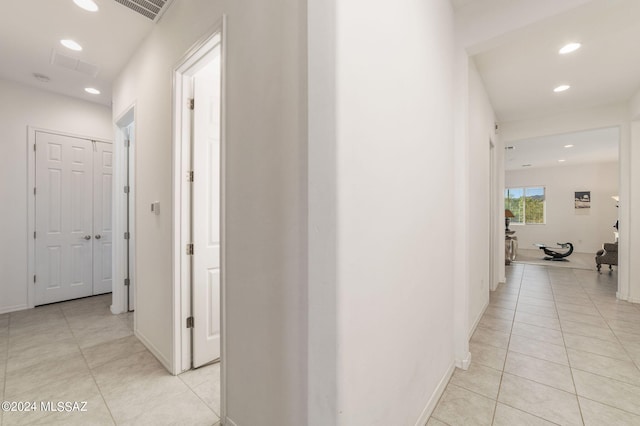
113 0 174 22
50 50 100 77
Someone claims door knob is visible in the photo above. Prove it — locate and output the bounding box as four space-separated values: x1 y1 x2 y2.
95 234 101 240
83 235 92 240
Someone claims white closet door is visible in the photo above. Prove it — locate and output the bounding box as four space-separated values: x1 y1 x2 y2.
35 132 94 305
93 142 113 295
192 50 222 367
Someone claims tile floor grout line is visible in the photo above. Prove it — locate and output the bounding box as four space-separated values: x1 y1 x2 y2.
177 370 222 420
490 262 524 425
60 298 119 426
559 267 589 425
497 400 563 426
589 281 640 375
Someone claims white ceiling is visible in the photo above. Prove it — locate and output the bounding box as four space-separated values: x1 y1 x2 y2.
459 0 637 169
505 127 619 171
0 0 157 106
472 0 640 123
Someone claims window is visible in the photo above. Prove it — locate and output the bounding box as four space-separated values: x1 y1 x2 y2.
505 186 545 224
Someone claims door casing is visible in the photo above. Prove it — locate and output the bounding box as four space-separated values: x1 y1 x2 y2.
171 17 226 419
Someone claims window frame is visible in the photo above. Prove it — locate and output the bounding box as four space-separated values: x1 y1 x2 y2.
505 185 546 225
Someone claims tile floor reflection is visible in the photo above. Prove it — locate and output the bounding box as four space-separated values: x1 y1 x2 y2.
429 264 640 425
0 294 220 425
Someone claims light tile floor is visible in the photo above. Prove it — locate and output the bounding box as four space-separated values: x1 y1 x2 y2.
0 294 220 426
429 263 640 426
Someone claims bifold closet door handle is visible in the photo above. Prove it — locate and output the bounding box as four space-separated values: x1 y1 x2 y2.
95 234 102 240
83 235 92 240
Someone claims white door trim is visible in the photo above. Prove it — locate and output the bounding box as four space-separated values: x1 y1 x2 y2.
171 18 226 421
113 105 136 315
27 127 112 309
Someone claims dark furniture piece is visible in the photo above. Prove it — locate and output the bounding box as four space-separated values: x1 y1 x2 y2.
535 242 574 261
596 243 618 272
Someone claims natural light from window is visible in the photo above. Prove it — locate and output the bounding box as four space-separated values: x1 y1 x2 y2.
505 186 546 224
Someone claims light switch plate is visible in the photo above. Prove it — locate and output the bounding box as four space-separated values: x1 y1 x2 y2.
151 201 160 215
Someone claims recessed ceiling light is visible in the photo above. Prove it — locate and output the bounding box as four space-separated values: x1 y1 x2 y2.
559 42 581 55
85 87 100 95
60 39 82 51
73 0 99 12
522 164 532 167
558 159 566 162
554 85 570 93
505 146 515 150
564 144 574 148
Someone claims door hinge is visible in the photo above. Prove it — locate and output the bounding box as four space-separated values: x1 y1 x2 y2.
124 185 130 194
33 187 36 195
186 316 194 328
33 275 36 283
187 171 194 182
186 243 194 255
125 139 130 148
124 232 130 240
124 278 130 287
33 231 36 239
33 144 36 151
189 98 194 110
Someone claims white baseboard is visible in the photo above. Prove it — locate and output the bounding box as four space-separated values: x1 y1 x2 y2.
455 351 472 370
468 298 489 340
627 297 640 305
135 330 173 374
414 361 455 426
617 291 629 302
0 304 29 315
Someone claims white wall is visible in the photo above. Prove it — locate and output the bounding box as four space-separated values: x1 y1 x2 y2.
627 89 640 302
112 1 307 425
506 162 619 253
0 79 112 314
467 59 497 333
312 0 457 423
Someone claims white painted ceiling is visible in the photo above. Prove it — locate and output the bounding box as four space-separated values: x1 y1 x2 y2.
0 0 157 106
471 0 640 123
505 127 619 171
459 0 636 169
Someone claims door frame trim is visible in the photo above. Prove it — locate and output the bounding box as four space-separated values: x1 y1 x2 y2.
27 127 112 309
113 105 137 315
171 18 226 420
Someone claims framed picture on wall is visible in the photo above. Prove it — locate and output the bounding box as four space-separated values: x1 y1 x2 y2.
575 191 591 209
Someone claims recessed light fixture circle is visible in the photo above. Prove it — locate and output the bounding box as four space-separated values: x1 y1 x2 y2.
85 87 101 95
564 144 574 148
73 0 99 12
554 85 571 93
60 39 82 51
559 42 581 55
558 159 566 162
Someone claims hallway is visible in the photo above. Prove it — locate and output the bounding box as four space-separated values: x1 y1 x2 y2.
429 264 640 425
0 295 220 425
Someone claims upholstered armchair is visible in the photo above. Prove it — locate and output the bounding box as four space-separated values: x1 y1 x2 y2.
595 243 618 272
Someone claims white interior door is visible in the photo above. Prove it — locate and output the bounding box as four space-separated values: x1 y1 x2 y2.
35 132 93 305
93 141 113 295
192 48 222 367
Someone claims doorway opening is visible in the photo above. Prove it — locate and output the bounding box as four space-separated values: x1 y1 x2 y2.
503 126 620 274
113 107 136 315
172 24 225 423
